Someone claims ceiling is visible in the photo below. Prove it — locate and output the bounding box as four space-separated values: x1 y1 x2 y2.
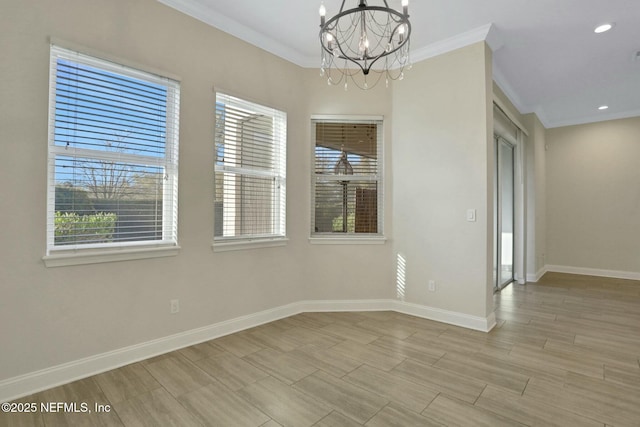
159 0 640 128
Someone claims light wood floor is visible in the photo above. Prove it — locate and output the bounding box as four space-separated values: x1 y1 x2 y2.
2 272 639 426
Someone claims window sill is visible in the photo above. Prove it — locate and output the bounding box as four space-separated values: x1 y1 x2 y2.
43 245 180 268
212 237 289 252
309 236 387 245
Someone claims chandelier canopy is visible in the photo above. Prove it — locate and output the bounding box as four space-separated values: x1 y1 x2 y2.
319 0 411 89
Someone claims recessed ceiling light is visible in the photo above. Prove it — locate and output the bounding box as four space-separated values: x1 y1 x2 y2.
594 23 613 33
598 105 609 110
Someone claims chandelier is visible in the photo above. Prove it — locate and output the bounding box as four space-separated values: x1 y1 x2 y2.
319 0 411 90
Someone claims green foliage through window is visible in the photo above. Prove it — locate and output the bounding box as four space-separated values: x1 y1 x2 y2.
332 213 355 233
54 212 117 245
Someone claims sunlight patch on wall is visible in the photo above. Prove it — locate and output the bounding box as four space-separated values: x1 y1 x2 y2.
396 253 406 301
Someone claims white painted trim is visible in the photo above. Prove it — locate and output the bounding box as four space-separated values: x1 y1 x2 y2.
156 0 309 67
526 266 547 283
410 24 496 64
0 302 301 403
492 67 530 119
43 246 180 268
545 265 640 281
484 23 504 52
310 114 384 122
156 2 502 71
49 37 182 82
298 299 393 313
308 237 386 245
493 97 529 137
544 108 640 129
492 69 552 130
0 297 498 402
298 299 496 332
212 238 288 252
393 301 496 332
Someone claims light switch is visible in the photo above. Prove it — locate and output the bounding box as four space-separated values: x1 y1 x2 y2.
466 209 476 222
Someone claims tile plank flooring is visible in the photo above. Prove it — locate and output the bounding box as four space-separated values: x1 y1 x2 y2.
2 272 639 426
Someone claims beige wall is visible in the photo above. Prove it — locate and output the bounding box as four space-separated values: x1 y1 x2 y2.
0 0 512 392
0 0 393 383
523 113 547 279
303 69 395 300
546 117 640 274
391 42 495 319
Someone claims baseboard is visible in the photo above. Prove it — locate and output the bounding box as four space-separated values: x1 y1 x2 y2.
0 302 301 403
393 301 496 332
298 299 496 332
0 298 496 402
526 266 547 283
298 299 393 312
545 265 640 281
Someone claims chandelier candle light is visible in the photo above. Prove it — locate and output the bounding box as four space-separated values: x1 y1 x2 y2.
319 0 411 90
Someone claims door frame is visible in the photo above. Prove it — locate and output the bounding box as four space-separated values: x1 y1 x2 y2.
495 136 516 290
492 102 528 294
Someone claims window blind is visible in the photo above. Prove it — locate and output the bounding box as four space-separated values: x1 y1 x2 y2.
312 119 383 235
47 45 180 252
214 93 286 241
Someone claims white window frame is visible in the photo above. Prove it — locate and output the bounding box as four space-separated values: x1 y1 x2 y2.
43 45 180 267
310 115 386 245
213 92 287 252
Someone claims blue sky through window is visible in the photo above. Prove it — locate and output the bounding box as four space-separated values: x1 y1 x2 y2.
54 59 168 158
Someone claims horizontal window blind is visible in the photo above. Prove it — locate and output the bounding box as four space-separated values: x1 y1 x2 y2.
215 93 286 241
47 45 180 252
312 119 383 235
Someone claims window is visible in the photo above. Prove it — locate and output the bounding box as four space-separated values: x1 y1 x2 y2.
311 116 384 241
46 45 180 264
214 93 287 248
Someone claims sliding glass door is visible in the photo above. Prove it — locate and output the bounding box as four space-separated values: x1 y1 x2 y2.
495 136 515 290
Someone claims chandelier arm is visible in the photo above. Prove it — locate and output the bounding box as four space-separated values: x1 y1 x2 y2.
322 5 409 32
319 31 368 75
321 8 410 56
338 0 347 14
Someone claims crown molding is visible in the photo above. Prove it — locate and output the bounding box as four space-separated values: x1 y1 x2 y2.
156 0 310 66
410 23 502 64
156 1 640 129
157 1 505 70
544 108 640 129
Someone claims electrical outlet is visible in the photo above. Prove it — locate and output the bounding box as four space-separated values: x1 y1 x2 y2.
466 209 476 222
170 299 179 314
428 280 436 292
